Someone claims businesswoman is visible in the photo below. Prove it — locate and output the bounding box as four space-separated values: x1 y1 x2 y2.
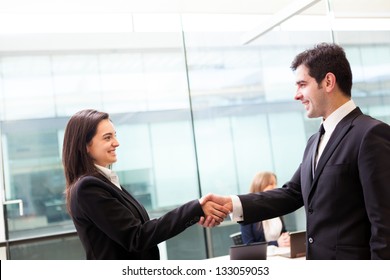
62 109 228 259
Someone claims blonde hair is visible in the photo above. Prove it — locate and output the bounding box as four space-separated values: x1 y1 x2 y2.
249 171 277 193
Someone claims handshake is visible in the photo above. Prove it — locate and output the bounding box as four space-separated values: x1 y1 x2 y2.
198 194 233 227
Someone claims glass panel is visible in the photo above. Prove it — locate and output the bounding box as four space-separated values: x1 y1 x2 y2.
1 56 56 120
165 225 207 260
0 32 207 259
182 8 333 257
1 119 74 240
210 222 241 258
51 54 102 116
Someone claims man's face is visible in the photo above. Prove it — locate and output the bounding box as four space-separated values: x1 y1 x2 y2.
294 65 326 119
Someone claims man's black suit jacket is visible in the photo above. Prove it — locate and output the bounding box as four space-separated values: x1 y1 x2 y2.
238 107 390 259
70 175 203 259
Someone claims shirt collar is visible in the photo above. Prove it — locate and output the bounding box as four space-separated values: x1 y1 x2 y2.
95 164 122 190
322 99 356 135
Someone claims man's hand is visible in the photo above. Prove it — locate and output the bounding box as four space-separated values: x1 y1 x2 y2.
198 216 217 227
201 193 232 212
198 193 233 227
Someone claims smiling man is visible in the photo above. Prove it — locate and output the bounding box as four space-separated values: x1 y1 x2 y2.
205 43 390 259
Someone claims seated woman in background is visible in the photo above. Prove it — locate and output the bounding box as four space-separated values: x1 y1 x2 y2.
240 171 290 247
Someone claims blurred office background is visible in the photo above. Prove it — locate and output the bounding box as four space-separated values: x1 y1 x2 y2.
0 0 389 259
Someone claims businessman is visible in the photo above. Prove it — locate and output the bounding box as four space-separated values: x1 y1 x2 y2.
204 43 390 259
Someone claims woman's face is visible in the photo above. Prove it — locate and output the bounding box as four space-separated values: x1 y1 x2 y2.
86 119 120 167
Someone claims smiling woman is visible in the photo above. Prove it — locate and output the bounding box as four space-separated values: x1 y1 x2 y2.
86 119 119 167
61 109 229 259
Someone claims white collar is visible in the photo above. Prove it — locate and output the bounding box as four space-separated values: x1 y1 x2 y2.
95 164 122 190
322 99 356 135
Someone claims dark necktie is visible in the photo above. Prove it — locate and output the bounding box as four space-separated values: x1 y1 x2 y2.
312 124 325 176
317 124 325 146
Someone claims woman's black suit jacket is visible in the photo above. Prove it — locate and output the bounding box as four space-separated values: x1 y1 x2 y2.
238 108 390 259
70 175 204 259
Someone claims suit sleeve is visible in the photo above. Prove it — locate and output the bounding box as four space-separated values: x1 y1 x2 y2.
358 122 390 259
72 178 204 253
238 166 304 224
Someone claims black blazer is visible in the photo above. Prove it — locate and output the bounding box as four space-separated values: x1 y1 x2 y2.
70 175 204 259
238 108 390 259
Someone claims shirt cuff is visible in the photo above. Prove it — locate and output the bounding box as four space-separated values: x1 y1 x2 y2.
229 195 244 222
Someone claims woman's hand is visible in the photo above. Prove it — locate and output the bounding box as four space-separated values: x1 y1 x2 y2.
198 193 232 226
277 232 291 247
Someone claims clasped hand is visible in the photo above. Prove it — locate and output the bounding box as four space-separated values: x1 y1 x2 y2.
198 194 232 227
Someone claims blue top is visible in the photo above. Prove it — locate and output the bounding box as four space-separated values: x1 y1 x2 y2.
240 217 287 246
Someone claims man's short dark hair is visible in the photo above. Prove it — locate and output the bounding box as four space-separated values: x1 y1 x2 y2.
290 43 352 97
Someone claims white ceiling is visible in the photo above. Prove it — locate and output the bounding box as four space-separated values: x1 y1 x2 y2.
0 0 389 52
0 0 388 17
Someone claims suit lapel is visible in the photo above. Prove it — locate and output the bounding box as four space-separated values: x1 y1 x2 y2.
97 173 150 222
300 134 317 201
311 131 322 178
309 108 362 195
121 187 150 222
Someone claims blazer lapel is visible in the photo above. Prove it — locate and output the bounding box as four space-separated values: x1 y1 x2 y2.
121 187 150 222
300 133 317 201
97 173 150 223
311 130 322 178
309 108 362 195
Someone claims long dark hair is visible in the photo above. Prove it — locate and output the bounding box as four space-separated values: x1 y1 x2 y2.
62 109 109 214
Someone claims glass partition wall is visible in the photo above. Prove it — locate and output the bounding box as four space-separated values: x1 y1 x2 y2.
0 0 389 259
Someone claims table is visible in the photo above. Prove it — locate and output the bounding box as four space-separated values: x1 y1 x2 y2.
209 245 306 260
